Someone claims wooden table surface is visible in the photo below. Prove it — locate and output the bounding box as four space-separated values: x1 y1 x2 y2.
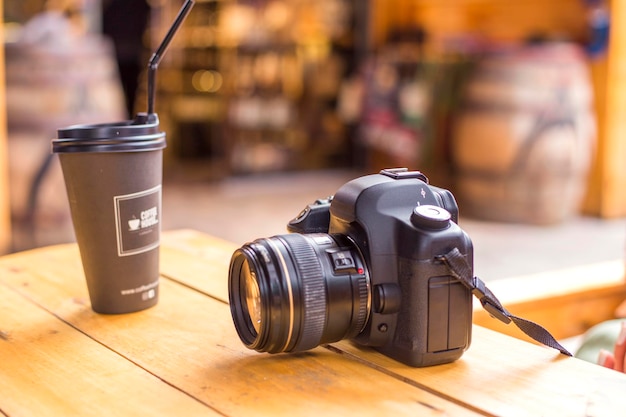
1 229 626 416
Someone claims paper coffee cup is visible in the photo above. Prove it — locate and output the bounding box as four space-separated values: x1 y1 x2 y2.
53 114 165 314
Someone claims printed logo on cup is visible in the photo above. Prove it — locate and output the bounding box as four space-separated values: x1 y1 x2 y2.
114 185 161 257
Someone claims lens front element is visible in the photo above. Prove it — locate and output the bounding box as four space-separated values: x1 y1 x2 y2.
241 260 262 334
228 234 370 354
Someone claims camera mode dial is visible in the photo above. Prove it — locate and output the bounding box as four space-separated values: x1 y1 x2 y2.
411 205 451 230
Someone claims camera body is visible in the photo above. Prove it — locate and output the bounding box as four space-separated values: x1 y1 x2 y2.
287 168 473 366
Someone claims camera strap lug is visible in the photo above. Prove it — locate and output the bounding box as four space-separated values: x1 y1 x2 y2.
438 248 572 357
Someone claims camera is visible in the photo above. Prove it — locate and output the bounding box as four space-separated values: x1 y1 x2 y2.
228 168 474 367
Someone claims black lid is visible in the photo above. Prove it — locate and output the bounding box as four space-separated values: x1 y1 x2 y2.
52 113 166 153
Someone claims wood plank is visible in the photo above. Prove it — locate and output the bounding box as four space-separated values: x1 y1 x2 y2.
583 54 608 216
5 231 626 415
333 326 626 416
159 229 235 302
0 242 481 416
596 0 626 217
0 0 11 254
475 283 626 342
156 231 626 415
473 260 626 340
583 0 626 218
0 282 218 417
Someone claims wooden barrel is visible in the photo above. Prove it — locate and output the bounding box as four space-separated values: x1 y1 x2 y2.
451 43 595 224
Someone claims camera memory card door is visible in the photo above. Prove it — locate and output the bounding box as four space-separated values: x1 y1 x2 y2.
427 276 471 352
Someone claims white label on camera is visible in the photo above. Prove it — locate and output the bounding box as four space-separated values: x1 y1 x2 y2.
312 235 333 245
114 185 161 257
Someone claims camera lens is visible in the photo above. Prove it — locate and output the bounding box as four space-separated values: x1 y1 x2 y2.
241 259 262 333
228 233 370 353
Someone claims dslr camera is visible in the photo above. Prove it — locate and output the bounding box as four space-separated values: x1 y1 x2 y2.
228 168 474 367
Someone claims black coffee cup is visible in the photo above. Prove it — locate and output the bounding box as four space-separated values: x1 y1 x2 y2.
52 0 195 313
53 113 165 313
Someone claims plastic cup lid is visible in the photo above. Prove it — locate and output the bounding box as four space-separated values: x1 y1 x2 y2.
52 113 166 153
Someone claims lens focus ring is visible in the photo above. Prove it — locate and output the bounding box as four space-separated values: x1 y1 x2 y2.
280 234 327 351
354 273 369 336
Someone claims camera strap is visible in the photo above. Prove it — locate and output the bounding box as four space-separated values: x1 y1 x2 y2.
439 247 572 356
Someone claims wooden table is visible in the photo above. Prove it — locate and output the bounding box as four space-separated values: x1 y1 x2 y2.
1 229 626 416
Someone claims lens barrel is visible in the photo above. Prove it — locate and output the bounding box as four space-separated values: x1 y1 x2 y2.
228 233 370 353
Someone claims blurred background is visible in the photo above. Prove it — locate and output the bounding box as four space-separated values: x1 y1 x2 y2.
0 0 624 284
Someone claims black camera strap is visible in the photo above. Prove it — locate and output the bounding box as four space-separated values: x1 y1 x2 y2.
439 247 572 356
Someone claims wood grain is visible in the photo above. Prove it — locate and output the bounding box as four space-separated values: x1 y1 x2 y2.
2 230 626 416
0 282 218 417
0 238 480 416
161 230 626 415
333 327 626 417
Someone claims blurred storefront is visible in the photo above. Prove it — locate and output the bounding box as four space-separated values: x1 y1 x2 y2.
145 0 621 220
2 0 625 251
